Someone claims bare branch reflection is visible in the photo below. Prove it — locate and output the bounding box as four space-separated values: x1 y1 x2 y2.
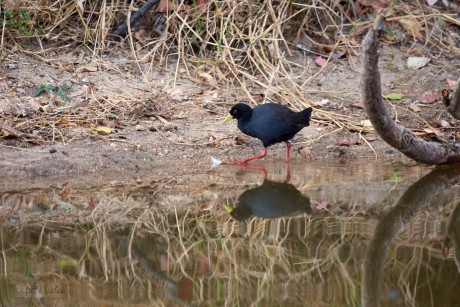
362 165 460 307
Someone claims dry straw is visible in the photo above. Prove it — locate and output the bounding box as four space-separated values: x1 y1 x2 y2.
0 0 458 143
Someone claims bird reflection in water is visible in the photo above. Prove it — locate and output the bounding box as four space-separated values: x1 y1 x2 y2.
227 164 312 221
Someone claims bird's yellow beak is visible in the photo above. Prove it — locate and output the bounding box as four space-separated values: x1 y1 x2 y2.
224 204 234 213
223 114 233 123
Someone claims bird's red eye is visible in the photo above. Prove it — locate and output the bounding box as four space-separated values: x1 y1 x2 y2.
232 110 238 115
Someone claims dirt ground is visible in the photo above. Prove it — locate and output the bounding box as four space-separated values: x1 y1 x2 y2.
0 41 459 186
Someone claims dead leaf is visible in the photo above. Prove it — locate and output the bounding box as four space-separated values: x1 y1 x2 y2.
311 99 329 107
315 200 328 210
352 101 365 109
383 33 395 42
56 117 69 125
322 46 333 53
370 1 386 10
409 103 421 112
407 57 430 69
314 56 328 67
93 126 112 134
423 127 442 136
198 72 217 86
440 119 451 128
75 63 98 73
156 0 174 12
383 93 405 100
134 29 148 42
196 0 207 13
360 119 373 127
419 91 441 104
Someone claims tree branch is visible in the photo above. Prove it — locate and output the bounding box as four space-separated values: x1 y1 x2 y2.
361 16 460 165
111 0 160 39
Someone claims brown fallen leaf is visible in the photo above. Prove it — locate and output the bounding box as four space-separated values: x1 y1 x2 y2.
322 46 333 53
156 0 174 12
369 1 386 10
419 91 441 104
314 56 328 67
197 72 217 86
423 127 442 136
409 103 421 112
315 200 329 210
56 117 69 125
75 64 98 73
383 33 395 42
196 0 207 13
352 101 365 109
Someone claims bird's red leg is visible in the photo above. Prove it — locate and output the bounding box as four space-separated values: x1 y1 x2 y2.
232 147 267 165
284 141 291 162
284 161 291 183
234 164 268 179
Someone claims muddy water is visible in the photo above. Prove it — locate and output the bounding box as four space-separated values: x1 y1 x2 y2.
1 161 460 306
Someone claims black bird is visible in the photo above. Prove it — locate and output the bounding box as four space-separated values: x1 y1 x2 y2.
223 103 312 164
228 179 312 221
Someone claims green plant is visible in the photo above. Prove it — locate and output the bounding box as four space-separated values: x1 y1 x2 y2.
1 6 42 36
34 83 73 101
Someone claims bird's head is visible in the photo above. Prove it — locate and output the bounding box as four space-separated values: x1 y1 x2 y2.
223 103 252 123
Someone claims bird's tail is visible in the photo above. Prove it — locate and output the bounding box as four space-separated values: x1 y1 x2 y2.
299 107 313 125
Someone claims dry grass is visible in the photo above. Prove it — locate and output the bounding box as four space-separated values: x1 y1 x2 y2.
1 0 459 144
0 207 456 305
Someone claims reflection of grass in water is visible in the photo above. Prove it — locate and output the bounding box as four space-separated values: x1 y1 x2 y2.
1 203 458 305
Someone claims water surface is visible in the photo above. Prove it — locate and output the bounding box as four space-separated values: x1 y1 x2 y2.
1 161 460 306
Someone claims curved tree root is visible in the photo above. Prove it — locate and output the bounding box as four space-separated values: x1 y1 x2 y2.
362 16 460 165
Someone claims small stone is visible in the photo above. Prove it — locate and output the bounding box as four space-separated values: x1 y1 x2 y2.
135 124 145 131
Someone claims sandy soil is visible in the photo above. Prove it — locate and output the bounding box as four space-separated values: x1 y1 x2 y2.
0 42 459 187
